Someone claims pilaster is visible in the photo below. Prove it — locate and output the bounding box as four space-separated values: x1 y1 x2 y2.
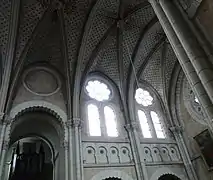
125 122 148 180
72 117 83 180
148 0 213 132
158 0 213 106
170 125 198 180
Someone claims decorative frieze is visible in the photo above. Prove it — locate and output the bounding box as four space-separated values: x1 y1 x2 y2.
82 142 133 165
141 143 181 163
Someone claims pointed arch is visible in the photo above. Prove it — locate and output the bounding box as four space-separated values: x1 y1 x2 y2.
81 72 125 138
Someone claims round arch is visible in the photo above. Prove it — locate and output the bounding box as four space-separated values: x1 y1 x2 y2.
9 100 67 122
3 106 67 180
150 167 186 180
90 170 134 180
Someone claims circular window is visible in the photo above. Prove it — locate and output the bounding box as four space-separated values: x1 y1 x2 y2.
135 88 153 106
85 80 111 101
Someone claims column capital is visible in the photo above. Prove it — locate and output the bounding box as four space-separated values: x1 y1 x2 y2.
61 140 69 150
0 112 5 121
125 122 140 132
72 118 83 128
2 140 9 150
169 126 183 134
65 120 72 128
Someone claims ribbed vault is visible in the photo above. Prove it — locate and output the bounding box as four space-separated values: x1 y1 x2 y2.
0 0 178 116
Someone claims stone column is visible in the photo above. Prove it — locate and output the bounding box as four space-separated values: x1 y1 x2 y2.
148 0 213 131
170 126 198 180
72 118 83 180
125 122 148 180
63 140 69 180
66 120 74 180
0 113 6 155
158 0 213 104
0 140 9 179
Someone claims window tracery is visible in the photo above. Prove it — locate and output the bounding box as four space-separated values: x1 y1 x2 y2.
135 88 166 139
183 79 206 125
85 79 118 137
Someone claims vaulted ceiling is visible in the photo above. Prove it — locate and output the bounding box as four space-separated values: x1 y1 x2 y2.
0 0 178 111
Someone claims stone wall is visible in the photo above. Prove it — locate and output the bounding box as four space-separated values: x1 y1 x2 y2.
195 0 213 46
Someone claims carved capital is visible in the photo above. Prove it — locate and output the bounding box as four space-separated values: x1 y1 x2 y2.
62 141 69 150
2 140 9 150
125 122 140 132
169 126 183 134
72 118 83 128
0 112 5 121
65 120 72 128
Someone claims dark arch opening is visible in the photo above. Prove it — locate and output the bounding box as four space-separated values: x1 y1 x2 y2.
4 111 65 180
7 137 53 180
103 178 122 180
158 174 181 180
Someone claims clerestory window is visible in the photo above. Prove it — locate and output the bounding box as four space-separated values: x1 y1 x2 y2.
85 79 118 137
135 88 166 139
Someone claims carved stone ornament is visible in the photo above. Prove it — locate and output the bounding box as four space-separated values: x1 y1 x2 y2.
65 120 72 128
125 122 140 132
72 118 83 128
63 140 69 150
169 126 183 134
2 140 9 150
0 112 5 121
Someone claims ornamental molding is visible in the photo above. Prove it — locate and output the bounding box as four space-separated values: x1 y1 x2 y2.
169 126 183 134
149 167 187 180
124 122 140 132
72 118 83 128
0 112 5 121
9 100 67 122
2 140 9 150
90 170 134 180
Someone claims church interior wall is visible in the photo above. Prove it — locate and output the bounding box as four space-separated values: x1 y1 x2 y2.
0 0 213 179
83 167 137 180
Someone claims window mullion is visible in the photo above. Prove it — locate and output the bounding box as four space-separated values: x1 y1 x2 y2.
99 104 107 137
146 111 157 138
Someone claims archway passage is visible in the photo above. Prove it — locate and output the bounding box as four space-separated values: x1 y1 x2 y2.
104 178 122 180
158 174 181 180
8 137 53 180
4 111 65 180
